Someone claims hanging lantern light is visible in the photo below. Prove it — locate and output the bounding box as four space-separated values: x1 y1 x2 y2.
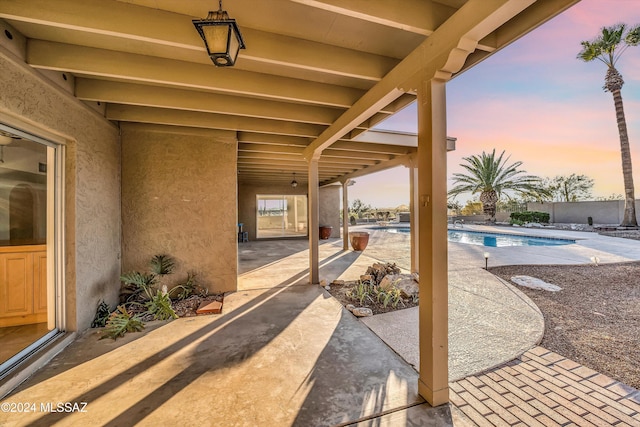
291 172 298 188
193 0 246 67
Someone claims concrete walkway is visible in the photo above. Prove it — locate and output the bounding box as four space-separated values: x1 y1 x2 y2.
349 224 640 382
3 226 640 426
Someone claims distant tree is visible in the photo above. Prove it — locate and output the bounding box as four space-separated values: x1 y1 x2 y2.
542 174 595 202
349 199 371 219
447 201 461 215
460 200 483 215
448 150 549 221
578 23 640 226
596 193 624 201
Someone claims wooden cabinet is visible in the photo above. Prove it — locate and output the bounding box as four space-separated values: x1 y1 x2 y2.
0 245 47 327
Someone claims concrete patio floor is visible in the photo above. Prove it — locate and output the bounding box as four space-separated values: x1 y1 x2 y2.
3 225 640 426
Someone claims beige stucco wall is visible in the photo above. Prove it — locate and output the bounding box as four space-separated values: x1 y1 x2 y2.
0 47 121 331
527 200 637 224
121 125 238 293
319 185 340 237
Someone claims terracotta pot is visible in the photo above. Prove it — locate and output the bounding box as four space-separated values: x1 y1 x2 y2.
319 226 333 240
349 231 370 251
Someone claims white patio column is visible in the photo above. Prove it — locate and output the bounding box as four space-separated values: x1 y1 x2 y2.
308 156 320 284
409 157 419 275
342 179 350 250
417 77 449 406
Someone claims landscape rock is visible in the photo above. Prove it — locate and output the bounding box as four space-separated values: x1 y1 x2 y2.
511 275 562 292
331 279 345 286
324 285 331 291
360 274 373 283
345 304 355 312
382 274 420 298
378 275 398 291
352 307 373 317
366 262 401 285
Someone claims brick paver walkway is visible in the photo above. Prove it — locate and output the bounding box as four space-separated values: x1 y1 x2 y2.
450 347 640 426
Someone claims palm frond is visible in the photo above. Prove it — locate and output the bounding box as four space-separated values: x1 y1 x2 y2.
448 149 547 206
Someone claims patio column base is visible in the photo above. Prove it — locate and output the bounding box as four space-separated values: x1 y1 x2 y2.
418 379 449 407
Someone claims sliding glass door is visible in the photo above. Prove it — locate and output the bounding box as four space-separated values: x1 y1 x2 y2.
0 125 62 375
256 195 307 238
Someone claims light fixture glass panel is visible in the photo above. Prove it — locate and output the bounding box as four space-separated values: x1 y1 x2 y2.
202 25 230 53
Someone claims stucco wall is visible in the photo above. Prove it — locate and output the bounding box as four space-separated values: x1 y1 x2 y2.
527 200 637 224
319 186 340 237
0 48 121 331
121 126 237 293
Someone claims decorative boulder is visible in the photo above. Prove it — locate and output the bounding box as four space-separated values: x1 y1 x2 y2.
352 307 373 317
379 274 419 298
511 275 561 292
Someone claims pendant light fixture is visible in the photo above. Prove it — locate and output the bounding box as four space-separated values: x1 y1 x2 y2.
291 172 298 188
193 0 246 67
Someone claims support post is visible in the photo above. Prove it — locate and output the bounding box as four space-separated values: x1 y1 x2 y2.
308 156 320 284
342 179 350 251
409 158 419 275
417 78 449 406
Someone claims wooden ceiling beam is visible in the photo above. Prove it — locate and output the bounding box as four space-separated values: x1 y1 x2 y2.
27 40 364 108
107 105 325 137
76 79 344 125
0 0 396 82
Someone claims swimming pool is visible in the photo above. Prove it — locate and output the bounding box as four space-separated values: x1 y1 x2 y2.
373 227 576 247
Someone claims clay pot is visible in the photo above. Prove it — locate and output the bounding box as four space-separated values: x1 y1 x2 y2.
349 231 370 251
319 226 333 240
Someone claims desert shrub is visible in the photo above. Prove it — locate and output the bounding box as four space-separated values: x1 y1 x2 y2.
510 211 550 224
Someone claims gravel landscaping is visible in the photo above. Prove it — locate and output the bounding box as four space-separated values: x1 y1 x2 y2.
489 261 640 389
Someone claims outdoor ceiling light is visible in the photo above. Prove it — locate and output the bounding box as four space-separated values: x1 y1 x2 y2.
193 0 246 67
291 173 298 188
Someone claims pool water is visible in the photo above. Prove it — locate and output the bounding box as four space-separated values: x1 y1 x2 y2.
447 230 575 247
376 227 575 247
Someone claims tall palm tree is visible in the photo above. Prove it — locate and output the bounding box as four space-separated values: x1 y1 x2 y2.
578 23 640 227
449 150 546 221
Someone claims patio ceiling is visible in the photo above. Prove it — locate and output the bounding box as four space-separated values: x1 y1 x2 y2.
0 0 577 186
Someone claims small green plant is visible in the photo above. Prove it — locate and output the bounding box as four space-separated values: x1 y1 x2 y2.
145 286 178 320
168 272 207 301
150 254 175 276
101 305 145 340
91 300 111 328
119 271 156 302
374 287 404 308
346 281 374 305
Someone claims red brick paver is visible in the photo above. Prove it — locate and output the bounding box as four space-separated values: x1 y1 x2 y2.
451 347 640 426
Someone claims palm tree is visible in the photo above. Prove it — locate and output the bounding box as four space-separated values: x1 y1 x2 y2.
578 23 640 227
449 150 547 221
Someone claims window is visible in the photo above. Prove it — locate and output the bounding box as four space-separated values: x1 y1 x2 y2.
256 195 307 238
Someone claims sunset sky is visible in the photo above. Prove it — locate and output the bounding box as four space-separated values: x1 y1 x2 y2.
349 0 640 208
